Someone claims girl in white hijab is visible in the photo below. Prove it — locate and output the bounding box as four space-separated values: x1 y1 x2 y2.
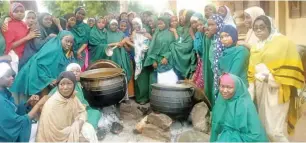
218 5 236 28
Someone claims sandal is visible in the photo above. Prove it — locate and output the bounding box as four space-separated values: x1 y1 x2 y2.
96 128 107 140
110 122 123 134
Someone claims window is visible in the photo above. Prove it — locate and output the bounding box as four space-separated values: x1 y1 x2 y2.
289 1 306 18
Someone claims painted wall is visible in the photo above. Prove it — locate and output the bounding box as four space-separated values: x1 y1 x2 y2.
284 2 306 46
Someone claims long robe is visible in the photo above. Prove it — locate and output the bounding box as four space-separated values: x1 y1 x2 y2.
210 74 268 142
36 91 87 142
219 45 249 86
248 35 304 140
106 30 132 81
202 35 214 106
88 26 107 63
70 22 91 67
0 32 5 56
0 88 31 142
10 31 74 96
49 83 101 129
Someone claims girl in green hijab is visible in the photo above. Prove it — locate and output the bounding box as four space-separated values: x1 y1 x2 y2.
210 73 268 142
106 19 132 81
10 30 75 96
169 10 196 79
218 25 249 86
144 16 175 85
70 7 91 70
88 17 108 63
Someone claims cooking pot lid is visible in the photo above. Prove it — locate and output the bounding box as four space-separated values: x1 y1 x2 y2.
151 83 192 89
80 68 123 79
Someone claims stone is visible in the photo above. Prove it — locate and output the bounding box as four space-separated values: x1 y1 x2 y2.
119 100 147 120
147 113 173 130
190 102 210 133
176 130 210 142
135 115 148 133
142 124 171 142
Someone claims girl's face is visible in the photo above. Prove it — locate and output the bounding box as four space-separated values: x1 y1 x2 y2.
205 6 214 18
219 80 235 100
244 12 252 29
119 22 127 32
68 17 76 28
128 14 134 23
97 19 106 30
253 19 270 41
132 21 141 32
42 15 53 28
147 17 154 28
220 32 234 47
197 22 205 33
191 20 198 29
110 22 118 32
88 19 96 28
12 6 25 21
69 67 81 81
58 78 74 98
218 6 227 18
142 13 149 24
120 13 128 21
170 17 178 28
25 12 36 27
76 9 86 21
207 19 217 35
179 15 186 26
0 70 14 88
157 20 166 31
61 35 74 51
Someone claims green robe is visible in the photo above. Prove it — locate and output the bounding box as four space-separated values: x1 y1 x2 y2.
10 31 74 95
0 32 5 56
88 26 107 63
106 30 132 81
0 88 31 142
210 74 268 142
143 24 152 35
202 35 214 107
143 16 175 94
219 45 250 87
70 22 91 67
49 83 101 129
170 25 196 78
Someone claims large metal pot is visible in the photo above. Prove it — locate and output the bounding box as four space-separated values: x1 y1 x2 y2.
150 83 195 118
80 68 126 108
87 59 120 69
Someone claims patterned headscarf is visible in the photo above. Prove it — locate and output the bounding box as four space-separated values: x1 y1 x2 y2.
9 2 25 19
209 14 224 98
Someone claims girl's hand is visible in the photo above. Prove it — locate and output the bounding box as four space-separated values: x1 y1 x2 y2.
26 29 41 40
153 61 158 69
36 95 50 107
52 17 60 26
169 28 177 33
1 17 11 32
161 58 168 65
77 52 83 59
27 95 40 107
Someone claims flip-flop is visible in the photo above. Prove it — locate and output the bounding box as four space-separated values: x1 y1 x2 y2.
110 122 123 134
97 128 107 140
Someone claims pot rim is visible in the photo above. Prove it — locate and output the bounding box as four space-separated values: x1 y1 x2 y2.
151 83 193 91
80 68 124 79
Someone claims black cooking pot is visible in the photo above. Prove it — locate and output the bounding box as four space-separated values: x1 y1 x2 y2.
150 83 195 119
80 68 126 108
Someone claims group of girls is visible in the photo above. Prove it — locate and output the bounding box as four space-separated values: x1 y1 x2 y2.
0 2 304 142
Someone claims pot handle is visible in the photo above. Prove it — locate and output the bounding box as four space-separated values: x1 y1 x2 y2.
190 87 195 96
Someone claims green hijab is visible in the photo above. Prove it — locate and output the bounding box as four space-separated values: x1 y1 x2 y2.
144 16 175 73
10 31 74 95
88 25 107 63
210 74 268 142
70 19 91 67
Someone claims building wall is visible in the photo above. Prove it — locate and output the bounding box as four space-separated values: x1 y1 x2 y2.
284 1 306 46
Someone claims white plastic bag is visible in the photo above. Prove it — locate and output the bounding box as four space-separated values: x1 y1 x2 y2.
157 69 178 85
8 50 19 74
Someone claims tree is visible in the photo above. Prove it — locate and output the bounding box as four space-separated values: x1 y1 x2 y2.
43 0 120 18
0 0 9 17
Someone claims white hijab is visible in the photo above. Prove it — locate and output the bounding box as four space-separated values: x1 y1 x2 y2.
66 63 81 71
221 6 236 28
0 62 11 78
244 6 265 45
